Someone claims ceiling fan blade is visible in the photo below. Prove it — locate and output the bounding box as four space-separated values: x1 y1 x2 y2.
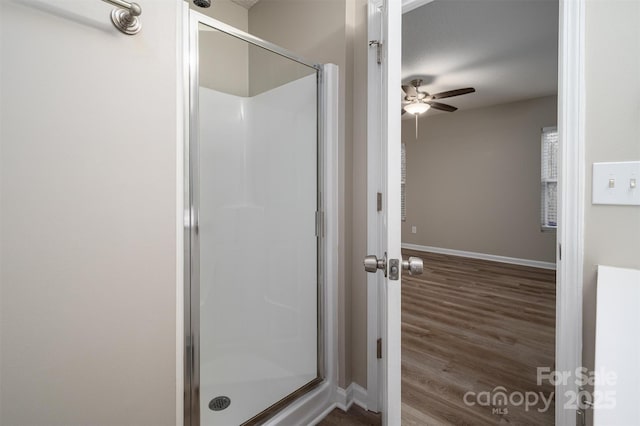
402 84 418 98
427 101 458 112
430 87 475 100
401 108 407 115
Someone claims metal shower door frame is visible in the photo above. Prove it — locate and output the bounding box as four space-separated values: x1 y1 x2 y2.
184 10 326 426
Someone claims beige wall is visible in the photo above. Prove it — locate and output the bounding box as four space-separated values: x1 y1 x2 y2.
0 1 180 424
194 0 248 27
401 96 558 263
349 0 370 389
195 1 249 95
583 2 640 423
248 44 315 96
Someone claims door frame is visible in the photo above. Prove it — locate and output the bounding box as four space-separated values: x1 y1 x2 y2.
366 0 403 423
365 0 383 413
181 10 341 426
555 0 586 423
365 0 586 424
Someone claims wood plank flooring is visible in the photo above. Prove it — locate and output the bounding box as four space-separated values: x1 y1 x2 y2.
319 250 555 425
401 249 556 425
319 405 381 425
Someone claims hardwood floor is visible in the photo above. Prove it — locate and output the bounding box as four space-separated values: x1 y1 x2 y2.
401 249 556 425
318 250 555 425
318 405 381 425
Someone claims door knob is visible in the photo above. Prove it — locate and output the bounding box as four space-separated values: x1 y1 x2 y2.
402 256 423 275
364 254 386 273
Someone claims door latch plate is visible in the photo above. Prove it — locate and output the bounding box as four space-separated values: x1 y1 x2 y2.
389 258 399 280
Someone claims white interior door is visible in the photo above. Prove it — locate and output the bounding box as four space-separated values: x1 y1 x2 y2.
366 0 404 424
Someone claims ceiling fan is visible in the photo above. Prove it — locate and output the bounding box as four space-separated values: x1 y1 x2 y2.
402 79 476 115
401 79 475 138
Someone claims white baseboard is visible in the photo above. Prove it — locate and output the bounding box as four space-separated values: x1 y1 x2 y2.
402 243 557 270
352 383 368 410
265 381 338 426
335 382 369 412
308 383 368 425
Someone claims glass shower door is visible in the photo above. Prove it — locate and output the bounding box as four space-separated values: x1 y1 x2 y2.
188 14 320 426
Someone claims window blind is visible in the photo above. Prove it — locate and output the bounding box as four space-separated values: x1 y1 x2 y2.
541 127 558 229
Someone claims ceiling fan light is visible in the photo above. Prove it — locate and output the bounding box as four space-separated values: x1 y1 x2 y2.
404 102 430 115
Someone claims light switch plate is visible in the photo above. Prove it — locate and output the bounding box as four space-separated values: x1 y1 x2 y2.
592 161 640 205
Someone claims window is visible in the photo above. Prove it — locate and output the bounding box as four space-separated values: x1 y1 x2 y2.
541 127 558 230
401 143 406 222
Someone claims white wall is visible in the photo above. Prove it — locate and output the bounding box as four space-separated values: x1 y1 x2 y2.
0 1 180 424
198 74 317 424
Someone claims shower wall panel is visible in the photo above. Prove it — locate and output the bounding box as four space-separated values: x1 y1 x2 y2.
198 73 317 425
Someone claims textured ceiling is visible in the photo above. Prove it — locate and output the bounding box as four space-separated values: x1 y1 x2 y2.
402 0 559 116
230 0 261 9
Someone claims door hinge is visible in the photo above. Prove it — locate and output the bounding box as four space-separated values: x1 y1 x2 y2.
369 40 382 64
377 192 382 212
376 338 382 359
575 386 593 426
558 243 562 260
315 211 324 237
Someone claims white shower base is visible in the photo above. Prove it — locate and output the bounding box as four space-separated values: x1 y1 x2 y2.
201 355 315 425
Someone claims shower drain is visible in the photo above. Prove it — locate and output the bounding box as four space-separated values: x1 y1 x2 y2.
209 396 231 411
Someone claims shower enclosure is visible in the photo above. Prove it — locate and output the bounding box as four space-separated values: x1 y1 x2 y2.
185 11 326 425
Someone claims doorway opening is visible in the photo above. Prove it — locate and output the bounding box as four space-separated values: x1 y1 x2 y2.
400 1 559 424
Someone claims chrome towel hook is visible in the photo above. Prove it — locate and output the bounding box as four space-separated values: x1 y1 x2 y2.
102 0 142 35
